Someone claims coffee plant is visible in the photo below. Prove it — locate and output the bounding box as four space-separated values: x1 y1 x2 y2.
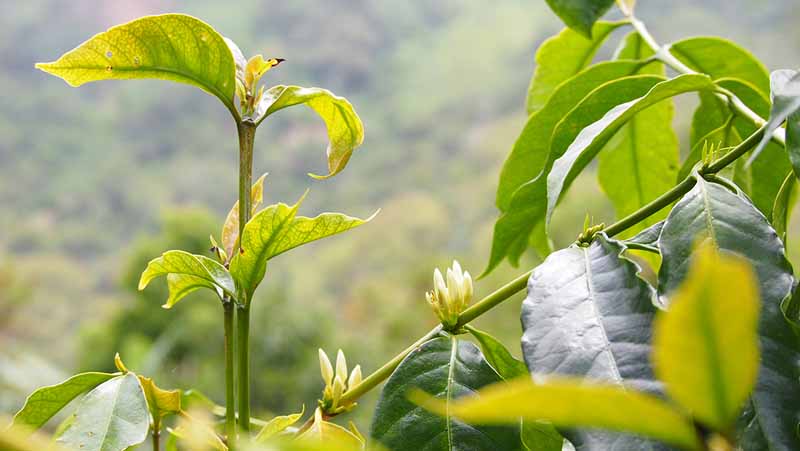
5 0 800 450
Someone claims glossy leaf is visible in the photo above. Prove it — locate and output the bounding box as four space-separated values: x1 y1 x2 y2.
750 70 800 164
255 86 365 179
522 233 664 449
221 173 268 261
654 246 760 430
525 21 627 115
772 171 797 245
57 373 150 451
547 74 716 228
657 177 800 449
12 372 117 431
598 31 678 239
139 250 236 307
255 406 305 442
669 37 770 95
412 377 700 450
370 336 522 451
543 0 616 39
231 194 375 300
36 14 238 113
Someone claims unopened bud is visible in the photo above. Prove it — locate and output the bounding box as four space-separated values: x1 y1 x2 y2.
318 348 361 416
335 349 348 382
348 365 362 389
318 349 334 386
426 260 473 330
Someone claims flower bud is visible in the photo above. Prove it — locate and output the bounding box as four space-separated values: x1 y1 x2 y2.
335 349 348 381
348 365 362 389
318 349 361 416
426 260 473 330
318 348 334 386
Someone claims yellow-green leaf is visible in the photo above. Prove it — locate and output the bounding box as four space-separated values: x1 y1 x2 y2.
653 246 760 431
35 14 238 115
297 408 363 449
138 375 181 419
411 377 701 450
139 250 236 307
221 173 268 261
256 86 364 179
255 406 304 442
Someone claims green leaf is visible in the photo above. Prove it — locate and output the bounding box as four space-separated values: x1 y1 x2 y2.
255 86 365 179
255 406 305 442
57 373 150 451
499 60 645 212
221 173 267 261
297 409 364 449
370 336 522 451
547 73 717 228
522 233 664 449
750 70 799 164
598 31 679 239
543 0 617 39
525 21 627 115
773 171 797 245
654 246 760 431
466 326 528 379
657 177 800 449
139 250 236 307
12 372 117 431
624 220 663 253
411 377 701 450
138 375 181 419
0 422 66 451
35 14 238 114
230 193 375 300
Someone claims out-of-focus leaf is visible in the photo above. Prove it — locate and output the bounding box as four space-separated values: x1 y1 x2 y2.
221 173 268 261
750 70 800 164
0 417 66 451
522 234 664 449
525 21 627 115
658 177 800 449
35 14 238 113
139 250 235 307
773 171 797 245
298 408 363 449
542 0 617 39
255 406 304 442
654 246 760 430
370 336 522 451
411 377 700 450
12 372 117 431
255 86 364 179
58 373 150 451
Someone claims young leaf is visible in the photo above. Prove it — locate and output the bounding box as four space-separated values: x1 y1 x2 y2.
231 194 375 299
772 171 797 244
546 73 717 228
35 14 238 115
297 408 364 449
138 375 181 419
255 86 365 179
598 31 679 240
543 0 617 39
221 173 268 261
525 21 628 115
411 377 700 451
57 373 150 451
370 336 522 451
139 250 236 307
255 406 305 442
658 177 800 449
522 234 664 449
750 70 800 164
654 246 760 431
12 372 117 431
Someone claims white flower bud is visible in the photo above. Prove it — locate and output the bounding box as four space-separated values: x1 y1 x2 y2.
335 349 348 382
319 349 334 386
348 365 362 389
425 260 474 329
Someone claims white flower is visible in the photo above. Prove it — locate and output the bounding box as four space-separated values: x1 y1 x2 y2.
425 260 473 329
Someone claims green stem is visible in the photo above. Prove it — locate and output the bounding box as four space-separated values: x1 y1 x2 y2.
223 302 237 448
152 418 160 451
236 305 251 433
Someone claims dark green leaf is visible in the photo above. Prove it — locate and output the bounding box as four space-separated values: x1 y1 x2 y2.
138 250 235 307
657 177 800 449
370 336 522 451
522 233 664 449
543 0 616 39
12 372 117 431
58 373 150 451
36 14 238 114
525 21 627 115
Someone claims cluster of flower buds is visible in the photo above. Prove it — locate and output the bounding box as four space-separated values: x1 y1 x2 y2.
425 260 473 330
318 349 362 415
235 54 284 117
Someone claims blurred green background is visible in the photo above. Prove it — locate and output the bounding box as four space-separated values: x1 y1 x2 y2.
1 0 798 430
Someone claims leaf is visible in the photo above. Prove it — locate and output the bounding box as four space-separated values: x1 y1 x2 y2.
466 327 565 451
231 193 375 300
0 419 66 451
411 377 700 451
255 86 365 179
522 233 664 449
138 375 181 419
139 250 236 307
35 14 238 114
773 171 797 245
57 373 150 451
624 220 663 253
598 30 679 240
12 372 117 431
543 0 617 39
255 406 305 442
221 173 267 261
654 246 760 431
370 336 522 451
657 177 800 449
546 73 717 228
298 408 363 449
525 21 627 115
485 74 666 275
750 70 800 164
